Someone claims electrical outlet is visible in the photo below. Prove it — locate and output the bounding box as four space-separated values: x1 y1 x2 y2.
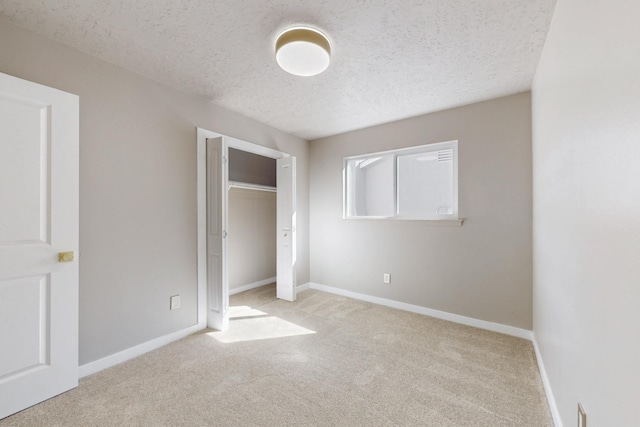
578 403 587 427
170 295 181 310
383 273 391 284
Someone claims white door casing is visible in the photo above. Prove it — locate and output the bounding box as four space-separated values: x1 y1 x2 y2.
206 137 228 331
276 156 296 301
0 73 79 419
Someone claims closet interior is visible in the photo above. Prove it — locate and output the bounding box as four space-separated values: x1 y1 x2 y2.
227 148 277 296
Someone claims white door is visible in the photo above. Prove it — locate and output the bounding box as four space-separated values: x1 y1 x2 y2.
0 73 79 418
276 156 296 301
206 137 228 330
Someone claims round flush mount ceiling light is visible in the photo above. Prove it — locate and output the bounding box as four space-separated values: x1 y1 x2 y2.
275 27 331 76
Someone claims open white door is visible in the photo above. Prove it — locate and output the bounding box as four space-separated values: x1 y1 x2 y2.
276 156 296 301
0 73 79 418
206 137 229 330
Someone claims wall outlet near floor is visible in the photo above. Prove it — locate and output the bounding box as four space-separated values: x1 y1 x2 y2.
170 295 181 310
383 273 391 284
578 403 587 427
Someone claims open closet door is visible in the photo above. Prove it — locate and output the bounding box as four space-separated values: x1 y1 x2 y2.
276 156 296 301
206 137 229 330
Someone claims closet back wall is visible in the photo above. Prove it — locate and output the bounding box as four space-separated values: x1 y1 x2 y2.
228 188 277 292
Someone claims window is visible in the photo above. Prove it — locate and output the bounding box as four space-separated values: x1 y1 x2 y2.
344 140 458 220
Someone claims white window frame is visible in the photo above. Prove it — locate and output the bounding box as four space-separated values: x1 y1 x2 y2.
343 140 459 220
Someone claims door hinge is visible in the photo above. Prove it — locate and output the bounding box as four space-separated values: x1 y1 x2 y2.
222 156 228 164
223 230 228 238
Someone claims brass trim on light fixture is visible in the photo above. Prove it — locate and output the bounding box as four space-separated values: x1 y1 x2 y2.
275 26 332 76
275 28 331 56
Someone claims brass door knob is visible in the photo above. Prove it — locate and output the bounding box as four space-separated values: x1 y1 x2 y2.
58 251 75 262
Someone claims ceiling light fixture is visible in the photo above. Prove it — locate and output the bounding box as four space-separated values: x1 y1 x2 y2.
275 27 331 77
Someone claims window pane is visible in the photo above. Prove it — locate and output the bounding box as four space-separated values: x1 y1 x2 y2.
397 149 453 216
346 155 395 217
344 141 457 220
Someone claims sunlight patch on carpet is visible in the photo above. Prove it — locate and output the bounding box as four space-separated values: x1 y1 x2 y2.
228 305 268 319
207 315 316 343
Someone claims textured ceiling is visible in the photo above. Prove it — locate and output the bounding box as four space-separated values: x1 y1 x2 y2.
0 0 556 140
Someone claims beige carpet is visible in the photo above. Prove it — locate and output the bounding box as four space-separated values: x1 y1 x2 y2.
1 285 553 426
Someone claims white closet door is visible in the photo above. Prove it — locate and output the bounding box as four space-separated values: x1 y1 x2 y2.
206 137 229 330
276 156 296 301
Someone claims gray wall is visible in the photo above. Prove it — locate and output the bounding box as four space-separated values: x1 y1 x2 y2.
228 188 276 291
532 0 640 424
0 20 309 365
310 93 533 329
228 148 276 188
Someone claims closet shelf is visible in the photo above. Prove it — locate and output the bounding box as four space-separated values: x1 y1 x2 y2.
228 181 277 193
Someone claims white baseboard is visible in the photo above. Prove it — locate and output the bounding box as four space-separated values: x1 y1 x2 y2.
78 323 205 378
305 282 533 340
296 282 311 292
229 276 277 296
532 334 563 427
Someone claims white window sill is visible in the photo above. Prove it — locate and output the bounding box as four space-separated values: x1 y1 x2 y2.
343 217 465 226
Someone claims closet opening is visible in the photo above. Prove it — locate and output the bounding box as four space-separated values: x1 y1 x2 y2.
197 127 297 331
227 148 277 299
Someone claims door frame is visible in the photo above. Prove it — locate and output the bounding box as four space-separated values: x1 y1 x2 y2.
196 128 293 329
